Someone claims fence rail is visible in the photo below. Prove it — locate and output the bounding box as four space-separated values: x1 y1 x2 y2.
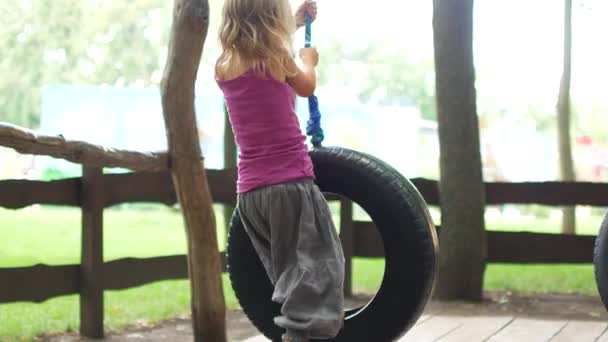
0 168 606 336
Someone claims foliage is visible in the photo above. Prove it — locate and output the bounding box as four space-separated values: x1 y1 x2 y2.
0 0 437 129
0 0 176 128
40 166 80 181
316 38 436 120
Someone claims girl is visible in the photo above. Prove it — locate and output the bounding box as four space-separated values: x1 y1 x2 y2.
215 1 345 341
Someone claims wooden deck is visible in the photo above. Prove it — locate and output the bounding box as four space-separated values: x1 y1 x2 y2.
243 315 608 342
43 293 608 342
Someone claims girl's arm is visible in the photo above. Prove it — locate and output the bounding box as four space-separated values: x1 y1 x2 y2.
286 47 318 97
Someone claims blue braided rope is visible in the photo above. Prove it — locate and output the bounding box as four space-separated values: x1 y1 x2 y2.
305 13 312 48
303 13 324 147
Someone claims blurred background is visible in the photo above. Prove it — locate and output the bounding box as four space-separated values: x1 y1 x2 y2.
1 0 607 338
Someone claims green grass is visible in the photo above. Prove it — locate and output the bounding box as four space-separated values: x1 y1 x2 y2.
484 264 597 295
0 205 605 340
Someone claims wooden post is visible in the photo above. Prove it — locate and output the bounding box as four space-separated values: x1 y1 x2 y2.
339 198 354 297
557 0 576 234
160 0 227 341
80 166 104 338
222 103 237 243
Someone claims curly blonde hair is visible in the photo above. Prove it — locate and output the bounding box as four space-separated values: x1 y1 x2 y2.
216 0 296 80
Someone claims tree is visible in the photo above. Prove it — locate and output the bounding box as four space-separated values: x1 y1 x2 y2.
315 39 436 120
432 0 486 301
0 0 174 127
557 0 576 234
160 0 226 340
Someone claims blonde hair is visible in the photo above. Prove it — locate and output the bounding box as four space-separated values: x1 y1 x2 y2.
216 0 296 80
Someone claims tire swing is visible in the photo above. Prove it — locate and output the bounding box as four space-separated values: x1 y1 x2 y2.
226 15 439 342
593 212 608 311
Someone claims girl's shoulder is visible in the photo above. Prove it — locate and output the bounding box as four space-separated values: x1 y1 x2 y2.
216 61 251 82
218 67 288 84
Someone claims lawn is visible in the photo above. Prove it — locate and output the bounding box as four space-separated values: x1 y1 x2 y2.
0 205 605 340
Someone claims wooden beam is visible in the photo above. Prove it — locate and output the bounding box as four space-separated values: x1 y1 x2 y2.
206 169 238 206
352 221 385 258
0 264 79 303
0 122 168 171
0 178 79 209
104 256 188 290
102 169 237 207
339 198 354 297
352 221 596 264
159 0 226 340
3 176 607 211
0 253 229 305
103 172 177 207
485 181 608 206
409 178 608 207
80 167 105 338
487 231 594 264
411 178 440 206
103 254 228 291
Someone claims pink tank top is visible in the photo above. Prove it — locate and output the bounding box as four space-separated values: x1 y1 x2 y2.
217 70 314 193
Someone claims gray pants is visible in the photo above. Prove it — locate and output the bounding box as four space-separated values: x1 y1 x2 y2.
237 178 345 340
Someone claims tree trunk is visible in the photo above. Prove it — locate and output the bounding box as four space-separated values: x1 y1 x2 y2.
558 0 576 235
223 103 237 242
160 1 226 341
432 0 487 301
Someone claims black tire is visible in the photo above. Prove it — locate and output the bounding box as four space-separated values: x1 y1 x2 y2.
227 146 438 341
594 212 608 311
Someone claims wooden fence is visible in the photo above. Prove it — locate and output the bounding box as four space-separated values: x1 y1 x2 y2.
1 167 608 336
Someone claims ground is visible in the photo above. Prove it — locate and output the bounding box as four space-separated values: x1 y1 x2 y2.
41 291 608 342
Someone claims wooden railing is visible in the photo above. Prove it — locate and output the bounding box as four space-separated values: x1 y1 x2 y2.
1 168 607 333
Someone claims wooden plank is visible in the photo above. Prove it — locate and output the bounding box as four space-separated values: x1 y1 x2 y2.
550 321 608 342
353 221 384 258
207 169 238 206
409 178 608 207
103 253 228 290
487 231 595 264
436 316 513 342
485 181 608 206
0 264 79 303
237 315 434 341
0 178 79 209
352 223 595 264
596 325 608 342
103 169 237 208
104 172 176 207
104 255 188 290
410 178 440 206
80 167 105 338
485 318 567 342
339 198 354 297
3 176 608 210
399 316 463 341
415 314 434 326
243 317 605 342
